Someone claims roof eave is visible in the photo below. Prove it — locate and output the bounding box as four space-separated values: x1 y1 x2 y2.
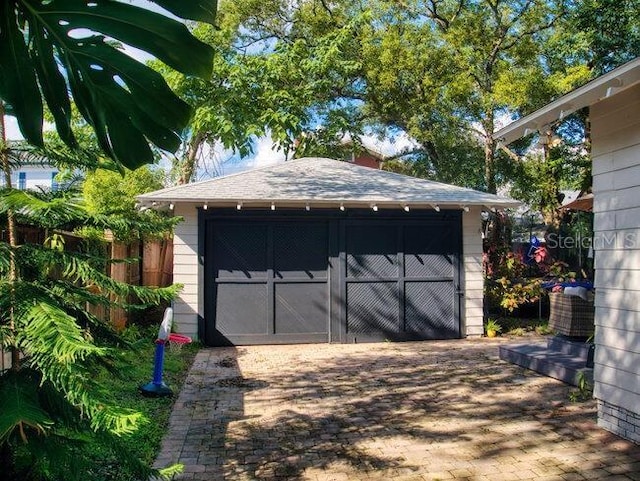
495 57 640 146
137 197 521 210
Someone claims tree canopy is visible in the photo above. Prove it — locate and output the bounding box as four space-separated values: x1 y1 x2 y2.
165 0 634 194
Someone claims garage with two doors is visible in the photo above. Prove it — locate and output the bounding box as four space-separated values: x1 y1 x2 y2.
138 157 519 346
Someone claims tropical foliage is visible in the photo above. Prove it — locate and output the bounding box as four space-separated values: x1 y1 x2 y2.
166 0 599 192
0 0 214 169
163 0 640 193
0 186 182 479
0 1 215 479
82 166 177 241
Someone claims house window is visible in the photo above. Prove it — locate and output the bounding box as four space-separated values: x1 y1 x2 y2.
51 171 59 191
18 172 26 190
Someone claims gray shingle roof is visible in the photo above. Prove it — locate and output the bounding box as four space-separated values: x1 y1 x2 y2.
138 157 519 209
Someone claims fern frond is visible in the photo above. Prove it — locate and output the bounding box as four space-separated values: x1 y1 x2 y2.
16 244 181 305
7 141 119 172
11 429 91 480
19 303 106 364
0 189 87 229
94 211 181 241
0 241 11 274
0 370 54 444
158 463 185 479
17 302 145 435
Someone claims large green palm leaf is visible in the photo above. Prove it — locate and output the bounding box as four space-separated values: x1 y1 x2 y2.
0 0 216 169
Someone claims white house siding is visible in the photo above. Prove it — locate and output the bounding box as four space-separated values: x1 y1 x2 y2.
591 82 640 444
171 204 200 339
462 207 484 337
0 165 59 191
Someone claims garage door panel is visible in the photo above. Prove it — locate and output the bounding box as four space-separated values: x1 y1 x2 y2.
405 281 458 338
214 225 267 280
347 226 398 278
275 284 328 334
208 220 330 345
405 253 454 278
274 224 328 280
346 282 399 334
404 225 455 253
404 225 455 278
215 284 268 334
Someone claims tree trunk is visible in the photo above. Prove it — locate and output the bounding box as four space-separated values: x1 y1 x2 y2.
484 135 497 194
483 110 497 194
178 130 206 185
0 102 20 370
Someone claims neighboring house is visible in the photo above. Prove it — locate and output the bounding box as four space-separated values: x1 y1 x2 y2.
495 57 640 444
0 164 60 191
348 145 386 169
138 157 518 346
340 136 388 169
350 148 384 169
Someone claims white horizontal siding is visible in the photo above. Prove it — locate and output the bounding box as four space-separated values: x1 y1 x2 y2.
171 204 200 338
591 97 640 139
596 305 640 332
591 82 640 427
595 289 640 313
594 186 640 211
173 263 199 276
464 279 484 291
462 207 484 337
594 164 640 193
594 248 640 268
595 324 640 355
593 143 640 176
173 242 197 256
595 268 640 291
594 208 640 231
594 381 640 417
591 91 640 157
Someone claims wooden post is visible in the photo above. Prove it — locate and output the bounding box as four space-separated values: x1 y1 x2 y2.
142 240 163 286
110 241 129 331
161 238 174 287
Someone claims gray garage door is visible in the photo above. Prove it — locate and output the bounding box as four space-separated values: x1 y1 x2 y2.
204 213 461 346
343 220 460 342
205 220 331 345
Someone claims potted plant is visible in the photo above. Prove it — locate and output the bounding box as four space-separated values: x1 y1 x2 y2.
485 318 502 338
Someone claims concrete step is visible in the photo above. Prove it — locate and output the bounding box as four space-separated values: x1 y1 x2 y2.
499 342 593 387
547 336 594 365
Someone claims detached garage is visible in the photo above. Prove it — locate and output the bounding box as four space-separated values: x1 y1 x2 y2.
138 157 518 346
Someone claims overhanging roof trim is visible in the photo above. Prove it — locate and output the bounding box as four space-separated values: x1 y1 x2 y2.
495 57 640 146
138 157 520 208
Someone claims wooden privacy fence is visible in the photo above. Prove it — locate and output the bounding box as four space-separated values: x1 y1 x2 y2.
88 237 174 330
1 348 11 373
1 233 174 371
1 228 174 371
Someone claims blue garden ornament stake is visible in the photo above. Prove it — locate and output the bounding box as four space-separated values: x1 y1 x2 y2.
140 307 174 397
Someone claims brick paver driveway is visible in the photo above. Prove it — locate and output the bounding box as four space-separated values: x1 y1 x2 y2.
155 338 640 480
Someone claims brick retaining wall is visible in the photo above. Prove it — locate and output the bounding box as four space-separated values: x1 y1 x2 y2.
598 399 640 445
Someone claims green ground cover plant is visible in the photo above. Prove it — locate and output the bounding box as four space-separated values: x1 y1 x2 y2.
87 326 199 481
